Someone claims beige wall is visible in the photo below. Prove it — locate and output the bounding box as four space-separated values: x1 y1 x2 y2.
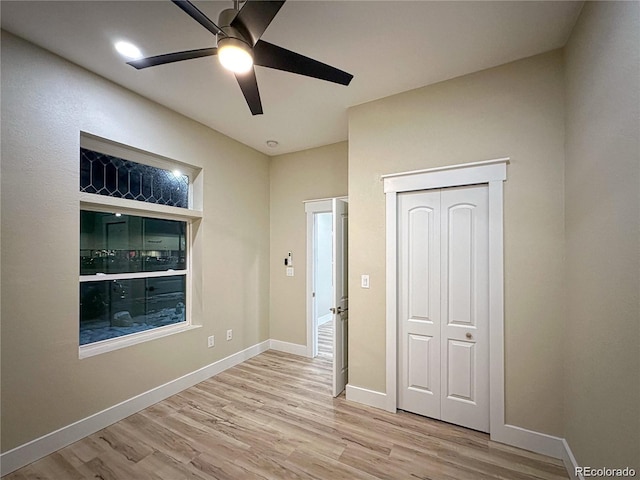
564 1 640 470
348 51 566 435
269 143 348 345
0 32 270 452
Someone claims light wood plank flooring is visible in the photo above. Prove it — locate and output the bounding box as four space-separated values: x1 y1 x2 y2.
3 349 568 479
317 321 333 359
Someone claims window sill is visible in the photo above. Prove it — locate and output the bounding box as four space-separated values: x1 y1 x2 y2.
79 323 201 359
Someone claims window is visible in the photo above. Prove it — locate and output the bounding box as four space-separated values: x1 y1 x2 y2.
79 134 202 357
80 148 189 208
80 211 187 345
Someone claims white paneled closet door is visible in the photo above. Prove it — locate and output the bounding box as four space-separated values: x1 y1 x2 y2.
398 184 489 432
397 189 442 419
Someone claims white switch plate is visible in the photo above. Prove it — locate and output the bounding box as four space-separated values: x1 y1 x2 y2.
361 274 370 288
286 267 294 277
207 335 215 348
226 329 233 341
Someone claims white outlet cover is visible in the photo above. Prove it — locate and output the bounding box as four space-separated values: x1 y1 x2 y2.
361 274 370 288
286 267 294 277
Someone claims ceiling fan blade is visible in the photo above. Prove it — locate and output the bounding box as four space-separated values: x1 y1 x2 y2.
235 68 263 115
127 47 218 69
231 1 286 46
171 0 225 36
253 40 353 86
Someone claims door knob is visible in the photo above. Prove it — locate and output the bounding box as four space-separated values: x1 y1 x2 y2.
466 332 472 339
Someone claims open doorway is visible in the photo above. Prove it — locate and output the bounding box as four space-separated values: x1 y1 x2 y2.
314 212 333 360
305 199 333 359
305 197 349 396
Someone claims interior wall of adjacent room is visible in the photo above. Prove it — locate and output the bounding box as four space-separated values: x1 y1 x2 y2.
564 0 640 470
348 50 565 436
0 31 271 452
269 142 348 346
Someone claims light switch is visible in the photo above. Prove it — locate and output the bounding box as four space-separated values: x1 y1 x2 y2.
361 274 370 288
286 267 294 277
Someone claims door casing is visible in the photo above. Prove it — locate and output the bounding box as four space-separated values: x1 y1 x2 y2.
383 158 508 438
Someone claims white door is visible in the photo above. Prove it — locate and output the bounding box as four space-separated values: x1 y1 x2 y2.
397 189 442 419
332 198 348 397
398 185 489 432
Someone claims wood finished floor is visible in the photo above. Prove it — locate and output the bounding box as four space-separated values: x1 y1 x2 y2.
317 321 333 360
4 336 568 480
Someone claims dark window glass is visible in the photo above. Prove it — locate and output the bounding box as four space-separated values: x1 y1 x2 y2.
80 211 187 275
80 148 189 208
79 275 186 345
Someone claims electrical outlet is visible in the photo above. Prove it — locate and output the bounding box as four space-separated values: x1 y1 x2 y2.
207 335 215 348
226 329 233 341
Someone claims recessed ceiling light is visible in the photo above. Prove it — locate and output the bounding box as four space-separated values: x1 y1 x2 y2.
115 41 142 60
266 140 279 148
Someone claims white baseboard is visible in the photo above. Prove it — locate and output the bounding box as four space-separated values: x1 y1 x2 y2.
269 339 308 357
491 423 565 459
561 438 583 480
491 425 583 479
345 384 389 411
0 340 270 476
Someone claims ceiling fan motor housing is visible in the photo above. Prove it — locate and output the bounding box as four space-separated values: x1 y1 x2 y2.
216 7 254 74
218 8 251 48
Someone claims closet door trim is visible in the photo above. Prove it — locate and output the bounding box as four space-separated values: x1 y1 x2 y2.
383 158 508 440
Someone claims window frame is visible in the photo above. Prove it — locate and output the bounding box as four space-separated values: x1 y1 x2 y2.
79 133 203 359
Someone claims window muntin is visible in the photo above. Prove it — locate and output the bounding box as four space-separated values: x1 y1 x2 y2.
80 211 187 275
80 148 189 208
79 275 186 345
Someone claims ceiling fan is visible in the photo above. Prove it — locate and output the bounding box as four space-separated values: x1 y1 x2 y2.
127 0 354 115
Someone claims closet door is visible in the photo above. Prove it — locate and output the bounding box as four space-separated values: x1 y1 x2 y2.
440 185 489 432
397 190 441 419
397 185 489 433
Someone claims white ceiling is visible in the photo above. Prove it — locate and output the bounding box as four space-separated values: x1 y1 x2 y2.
1 1 583 155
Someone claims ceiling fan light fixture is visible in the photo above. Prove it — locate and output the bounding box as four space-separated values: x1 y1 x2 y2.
218 37 253 74
114 40 143 60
